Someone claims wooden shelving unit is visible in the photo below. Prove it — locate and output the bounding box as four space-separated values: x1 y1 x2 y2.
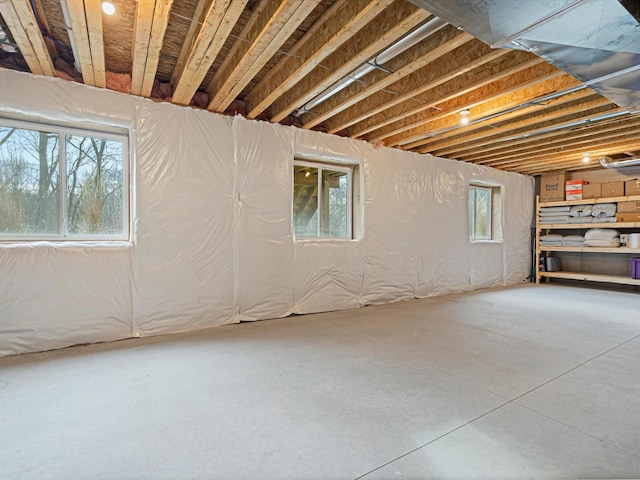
540 246 640 254
538 271 640 286
535 195 640 287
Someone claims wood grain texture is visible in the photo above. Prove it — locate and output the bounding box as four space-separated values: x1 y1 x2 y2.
172 0 249 105
1 0 55 75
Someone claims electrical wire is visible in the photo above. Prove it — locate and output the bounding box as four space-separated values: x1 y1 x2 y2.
168 10 328 68
28 0 73 57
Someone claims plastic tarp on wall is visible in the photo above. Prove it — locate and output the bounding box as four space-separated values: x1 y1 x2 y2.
0 69 534 357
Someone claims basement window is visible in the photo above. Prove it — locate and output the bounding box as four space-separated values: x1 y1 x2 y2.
0 117 129 241
468 183 503 242
293 160 354 239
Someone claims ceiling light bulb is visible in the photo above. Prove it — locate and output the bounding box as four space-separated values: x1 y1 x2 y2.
582 153 590 163
459 109 470 125
305 171 310 177
102 1 115 15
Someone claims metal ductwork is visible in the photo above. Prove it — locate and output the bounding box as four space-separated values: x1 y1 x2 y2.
409 0 640 113
599 156 640 168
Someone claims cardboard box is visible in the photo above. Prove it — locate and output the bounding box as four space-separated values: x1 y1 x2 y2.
615 212 640 223
625 178 640 196
582 183 601 199
540 172 570 202
565 180 587 200
617 201 640 213
601 181 625 198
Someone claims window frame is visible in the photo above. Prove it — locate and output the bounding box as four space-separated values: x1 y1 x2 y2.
469 185 492 241
293 159 354 240
0 116 130 242
468 182 503 243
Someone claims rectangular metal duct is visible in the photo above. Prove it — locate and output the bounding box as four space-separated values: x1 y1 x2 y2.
409 0 640 113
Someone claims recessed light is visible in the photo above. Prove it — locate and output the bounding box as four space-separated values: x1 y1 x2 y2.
102 1 115 15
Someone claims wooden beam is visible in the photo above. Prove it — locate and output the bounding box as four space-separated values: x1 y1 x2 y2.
513 140 640 175
488 134 640 173
0 0 55 75
410 80 590 154
484 128 640 170
300 26 473 129
62 0 105 86
63 0 94 84
245 0 395 119
466 117 640 165
518 139 640 168
266 1 430 123
131 0 174 96
480 119 640 169
131 0 154 94
84 0 105 87
423 93 607 156
207 0 320 112
416 100 619 156
331 41 516 137
395 76 588 151
364 58 556 143
32 0 56 59
172 0 249 106
170 0 208 87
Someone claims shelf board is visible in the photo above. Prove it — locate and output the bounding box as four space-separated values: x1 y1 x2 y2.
539 271 640 286
540 246 640 253
539 195 640 207
538 222 640 229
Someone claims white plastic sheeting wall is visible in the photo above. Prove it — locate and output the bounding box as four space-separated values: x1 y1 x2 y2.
0 69 534 357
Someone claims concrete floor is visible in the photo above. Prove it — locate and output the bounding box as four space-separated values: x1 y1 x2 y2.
1 284 640 480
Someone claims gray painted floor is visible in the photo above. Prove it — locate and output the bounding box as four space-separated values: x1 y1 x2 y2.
1 284 640 479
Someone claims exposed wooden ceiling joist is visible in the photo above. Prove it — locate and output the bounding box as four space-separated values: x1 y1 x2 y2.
0 0 54 76
480 118 638 170
131 0 174 96
360 55 551 143
299 25 473 130
171 0 249 105
63 0 105 87
207 0 320 112
244 0 395 119
419 100 621 157
266 0 430 123
396 77 586 152
408 87 598 153
428 96 615 159
1 0 639 176
473 117 640 166
168 0 208 88
489 136 640 173
514 140 640 175
333 42 515 138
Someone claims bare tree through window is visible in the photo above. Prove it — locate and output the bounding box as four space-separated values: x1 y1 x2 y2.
0 120 127 239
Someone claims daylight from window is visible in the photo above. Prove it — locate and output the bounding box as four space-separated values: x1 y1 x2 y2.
468 185 491 240
293 162 351 239
0 120 127 240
